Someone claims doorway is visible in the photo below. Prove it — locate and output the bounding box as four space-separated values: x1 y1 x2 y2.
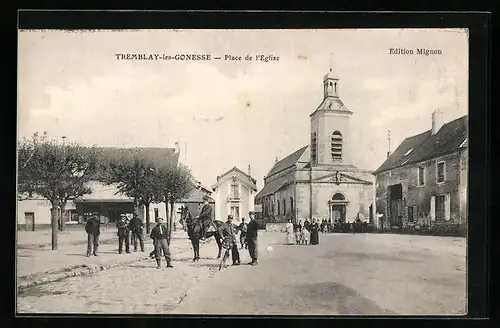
24 212 35 231
332 204 346 222
388 183 403 226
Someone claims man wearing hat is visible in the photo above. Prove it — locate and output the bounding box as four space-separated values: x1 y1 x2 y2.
220 215 240 266
116 214 131 254
85 213 101 257
197 196 213 240
129 213 145 252
246 211 259 265
150 217 173 268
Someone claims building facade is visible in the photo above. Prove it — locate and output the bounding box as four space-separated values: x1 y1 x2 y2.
17 146 179 230
255 68 375 225
373 112 468 231
211 166 257 224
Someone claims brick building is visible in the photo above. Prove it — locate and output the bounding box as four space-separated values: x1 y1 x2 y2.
373 112 468 231
255 67 375 225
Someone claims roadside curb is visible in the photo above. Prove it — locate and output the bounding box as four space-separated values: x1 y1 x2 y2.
17 239 213 293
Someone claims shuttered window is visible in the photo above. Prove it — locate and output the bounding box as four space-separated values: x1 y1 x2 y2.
430 196 436 221
444 194 451 221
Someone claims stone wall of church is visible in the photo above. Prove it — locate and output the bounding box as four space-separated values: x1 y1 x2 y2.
311 182 372 223
295 182 311 221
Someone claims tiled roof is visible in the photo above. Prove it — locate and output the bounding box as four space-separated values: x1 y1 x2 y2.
373 115 468 175
265 146 309 178
98 147 179 169
255 174 294 199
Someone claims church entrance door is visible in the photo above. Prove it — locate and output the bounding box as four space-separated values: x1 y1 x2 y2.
331 204 346 223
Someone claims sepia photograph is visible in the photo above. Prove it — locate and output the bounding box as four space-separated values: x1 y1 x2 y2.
17 28 468 315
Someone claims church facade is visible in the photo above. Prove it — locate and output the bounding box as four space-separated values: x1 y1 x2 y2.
254 68 375 224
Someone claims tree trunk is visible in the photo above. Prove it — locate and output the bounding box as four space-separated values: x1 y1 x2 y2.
60 202 67 231
164 196 170 245
168 200 175 242
145 203 151 234
50 200 59 250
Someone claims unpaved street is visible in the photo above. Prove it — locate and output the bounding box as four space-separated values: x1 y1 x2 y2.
173 233 467 315
17 232 466 315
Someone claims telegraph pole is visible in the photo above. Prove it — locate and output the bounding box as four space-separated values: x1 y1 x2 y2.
387 130 391 158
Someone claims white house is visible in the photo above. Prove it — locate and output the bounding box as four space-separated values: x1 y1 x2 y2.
211 166 257 224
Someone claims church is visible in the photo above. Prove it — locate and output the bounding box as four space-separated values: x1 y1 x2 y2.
254 67 376 224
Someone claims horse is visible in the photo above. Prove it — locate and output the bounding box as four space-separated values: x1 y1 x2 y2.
180 206 224 262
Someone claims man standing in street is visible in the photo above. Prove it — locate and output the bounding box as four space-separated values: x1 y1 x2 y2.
220 215 240 266
129 214 145 252
150 217 173 269
117 214 131 254
238 217 248 249
198 196 213 240
85 213 100 257
246 211 259 265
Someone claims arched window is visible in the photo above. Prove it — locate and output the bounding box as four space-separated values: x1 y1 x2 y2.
311 132 317 164
331 131 342 161
283 199 286 215
332 193 345 201
277 201 281 216
290 197 294 213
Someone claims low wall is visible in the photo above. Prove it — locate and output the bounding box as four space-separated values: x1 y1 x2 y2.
265 223 287 232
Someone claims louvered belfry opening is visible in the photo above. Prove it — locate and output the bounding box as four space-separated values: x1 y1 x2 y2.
331 131 342 161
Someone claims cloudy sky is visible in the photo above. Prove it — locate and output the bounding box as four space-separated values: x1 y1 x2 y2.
18 29 468 188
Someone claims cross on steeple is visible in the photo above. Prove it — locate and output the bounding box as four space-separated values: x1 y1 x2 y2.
329 52 334 72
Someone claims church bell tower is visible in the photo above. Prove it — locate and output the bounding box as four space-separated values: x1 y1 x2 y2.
310 63 354 167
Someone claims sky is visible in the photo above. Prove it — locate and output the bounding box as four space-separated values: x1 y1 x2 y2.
18 29 468 189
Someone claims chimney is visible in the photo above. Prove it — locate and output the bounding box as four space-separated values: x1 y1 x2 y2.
431 110 444 135
248 165 251 177
174 142 180 153
387 151 391 158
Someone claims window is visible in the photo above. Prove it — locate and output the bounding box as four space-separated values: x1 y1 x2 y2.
437 161 445 183
230 206 240 220
277 201 281 215
418 166 425 186
436 195 446 221
311 133 317 164
231 184 239 198
154 208 159 220
283 199 286 215
407 206 414 222
331 131 342 161
290 197 294 214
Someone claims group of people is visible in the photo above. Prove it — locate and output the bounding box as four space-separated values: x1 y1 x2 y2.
284 218 322 245
84 213 173 269
218 212 260 266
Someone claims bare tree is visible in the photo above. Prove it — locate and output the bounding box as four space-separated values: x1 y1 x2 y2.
17 137 100 250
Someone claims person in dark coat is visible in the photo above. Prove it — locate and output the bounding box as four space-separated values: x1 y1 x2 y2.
220 215 240 265
150 217 173 269
238 217 248 249
85 214 100 257
246 211 259 265
129 214 145 252
309 218 320 245
197 197 213 240
116 214 131 254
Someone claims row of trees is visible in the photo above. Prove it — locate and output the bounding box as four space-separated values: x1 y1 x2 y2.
17 136 194 250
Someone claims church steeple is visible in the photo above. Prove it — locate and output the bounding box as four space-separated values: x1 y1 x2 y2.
323 68 339 99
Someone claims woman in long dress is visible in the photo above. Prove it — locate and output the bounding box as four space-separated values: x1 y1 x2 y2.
309 218 320 245
285 219 295 245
